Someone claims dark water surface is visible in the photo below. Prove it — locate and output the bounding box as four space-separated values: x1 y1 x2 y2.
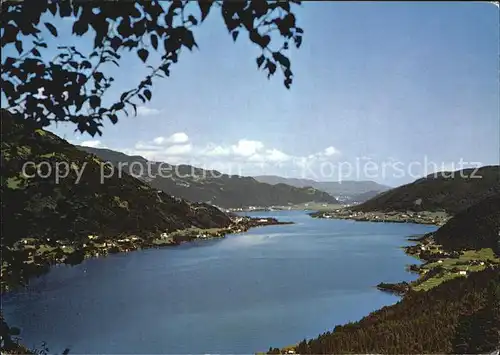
3 211 436 353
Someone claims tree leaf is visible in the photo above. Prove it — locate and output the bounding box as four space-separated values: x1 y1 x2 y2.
198 1 213 22
272 52 291 69
72 21 89 36
44 22 58 37
108 114 118 124
249 30 270 48
256 55 265 68
188 15 198 26
232 31 239 42
137 48 149 63
150 34 158 50
144 89 152 101
93 72 104 82
181 30 197 50
15 40 23 55
89 96 101 109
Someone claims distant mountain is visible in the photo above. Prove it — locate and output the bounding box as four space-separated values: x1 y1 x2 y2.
1 110 231 246
433 194 500 253
352 166 500 214
253 175 391 196
78 147 339 208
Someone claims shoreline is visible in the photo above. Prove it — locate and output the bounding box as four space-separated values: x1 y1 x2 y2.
1 216 294 293
309 209 450 226
273 213 499 354
378 234 500 296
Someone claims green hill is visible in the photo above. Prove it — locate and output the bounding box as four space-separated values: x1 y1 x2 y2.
78 147 340 208
352 166 500 214
1 109 231 246
433 194 500 253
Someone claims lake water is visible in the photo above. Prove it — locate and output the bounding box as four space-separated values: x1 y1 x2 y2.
3 211 436 354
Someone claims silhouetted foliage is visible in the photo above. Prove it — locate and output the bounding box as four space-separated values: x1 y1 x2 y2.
1 313 71 354
1 0 303 136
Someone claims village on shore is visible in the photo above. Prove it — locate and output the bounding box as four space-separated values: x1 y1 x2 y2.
377 235 499 296
307 207 499 296
310 209 450 226
1 215 293 292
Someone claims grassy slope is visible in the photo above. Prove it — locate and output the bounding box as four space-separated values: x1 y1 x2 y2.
352 166 500 214
79 146 340 208
1 110 231 246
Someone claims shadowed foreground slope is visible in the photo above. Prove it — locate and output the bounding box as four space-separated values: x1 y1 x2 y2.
1 110 231 246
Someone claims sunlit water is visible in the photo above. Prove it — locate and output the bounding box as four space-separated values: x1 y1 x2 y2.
3 210 436 353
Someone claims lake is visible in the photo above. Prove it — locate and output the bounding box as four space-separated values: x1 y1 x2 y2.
2 210 437 354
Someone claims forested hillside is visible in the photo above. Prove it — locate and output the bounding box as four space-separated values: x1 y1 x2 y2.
433 194 500 254
353 166 500 214
1 110 231 246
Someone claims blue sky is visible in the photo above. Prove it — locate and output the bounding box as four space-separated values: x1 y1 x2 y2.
4 2 499 186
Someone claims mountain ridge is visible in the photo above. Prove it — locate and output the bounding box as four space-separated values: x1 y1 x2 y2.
1 110 232 246
352 166 500 214
78 146 340 208
253 175 391 198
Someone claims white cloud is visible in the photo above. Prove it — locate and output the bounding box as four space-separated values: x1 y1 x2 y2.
153 132 189 145
137 106 161 116
108 135 343 177
262 149 291 163
134 142 158 150
323 146 340 156
163 144 192 156
231 139 265 157
202 144 232 157
80 140 105 148
152 137 165 145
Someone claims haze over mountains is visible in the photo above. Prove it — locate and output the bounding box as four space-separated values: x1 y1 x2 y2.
254 175 391 203
79 146 340 208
